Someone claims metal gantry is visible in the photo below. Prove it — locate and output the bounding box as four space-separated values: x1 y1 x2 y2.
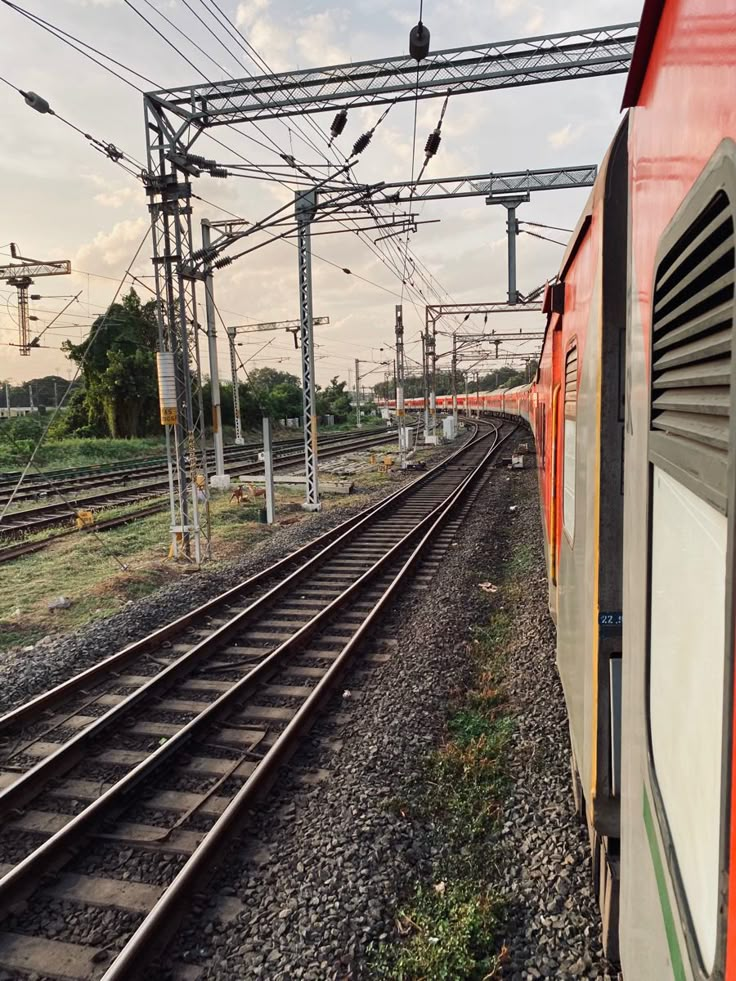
425 300 544 435
0 250 71 356
369 165 598 203
144 23 637 124
142 21 632 534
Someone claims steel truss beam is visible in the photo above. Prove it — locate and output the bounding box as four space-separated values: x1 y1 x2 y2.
145 23 637 125
370 165 597 203
0 261 71 279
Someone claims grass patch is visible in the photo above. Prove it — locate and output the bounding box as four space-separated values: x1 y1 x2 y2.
368 604 514 979
0 436 167 473
506 542 535 581
472 612 511 651
370 882 505 981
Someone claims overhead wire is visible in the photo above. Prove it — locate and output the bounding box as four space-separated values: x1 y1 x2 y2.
5 0 470 361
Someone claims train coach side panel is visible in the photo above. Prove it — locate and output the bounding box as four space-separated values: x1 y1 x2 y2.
620 1 736 977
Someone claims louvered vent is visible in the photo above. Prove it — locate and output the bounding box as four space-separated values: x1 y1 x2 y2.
565 347 578 414
651 190 734 455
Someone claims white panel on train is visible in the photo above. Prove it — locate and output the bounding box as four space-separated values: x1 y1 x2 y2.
649 466 727 973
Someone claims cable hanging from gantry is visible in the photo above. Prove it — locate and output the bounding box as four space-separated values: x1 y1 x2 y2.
413 90 450 184
347 99 400 160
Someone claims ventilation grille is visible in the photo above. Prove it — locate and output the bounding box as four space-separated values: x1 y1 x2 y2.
565 347 578 413
651 190 734 453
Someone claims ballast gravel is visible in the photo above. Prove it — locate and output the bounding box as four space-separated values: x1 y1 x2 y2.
0 434 613 980
0 440 459 716
158 448 614 980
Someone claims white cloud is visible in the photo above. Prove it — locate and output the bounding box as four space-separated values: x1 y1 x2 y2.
495 0 524 17
547 123 585 149
525 7 544 33
236 0 270 29
93 186 139 208
74 218 150 273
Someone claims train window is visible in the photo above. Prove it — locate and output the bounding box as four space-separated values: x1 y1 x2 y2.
647 159 734 974
563 345 578 537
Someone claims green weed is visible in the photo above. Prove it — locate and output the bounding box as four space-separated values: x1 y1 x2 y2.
370 881 505 980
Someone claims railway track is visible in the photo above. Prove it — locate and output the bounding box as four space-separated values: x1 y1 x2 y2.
0 426 392 509
0 427 402 542
0 419 512 981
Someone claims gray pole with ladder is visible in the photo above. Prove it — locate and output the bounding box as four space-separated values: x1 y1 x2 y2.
354 359 362 428
201 220 226 477
295 189 320 511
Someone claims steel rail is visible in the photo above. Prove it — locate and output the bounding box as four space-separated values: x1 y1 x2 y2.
0 427 405 536
0 425 387 489
0 427 391 504
0 502 167 565
102 423 515 979
0 423 479 734
0 425 503 916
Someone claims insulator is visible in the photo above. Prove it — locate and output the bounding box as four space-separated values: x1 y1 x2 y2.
330 109 348 139
209 167 228 178
214 256 233 270
351 131 373 157
23 91 51 114
30 294 41 300
342 268 351 275
409 22 430 61
424 128 441 158
280 153 297 167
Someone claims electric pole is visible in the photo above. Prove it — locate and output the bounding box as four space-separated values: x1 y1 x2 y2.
451 332 458 429
227 327 244 445
355 358 362 428
395 305 407 467
421 332 430 439
201 220 226 479
0 245 71 355
295 189 320 511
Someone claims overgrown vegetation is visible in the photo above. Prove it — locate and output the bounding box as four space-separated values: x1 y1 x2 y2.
369 607 516 979
0 428 165 471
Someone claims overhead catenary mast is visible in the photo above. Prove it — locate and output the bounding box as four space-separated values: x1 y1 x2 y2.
0 244 71 356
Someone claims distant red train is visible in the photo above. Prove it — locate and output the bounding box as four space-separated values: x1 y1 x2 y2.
399 2 736 976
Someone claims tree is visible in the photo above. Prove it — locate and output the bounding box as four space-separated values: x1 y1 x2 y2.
317 376 352 419
62 290 159 438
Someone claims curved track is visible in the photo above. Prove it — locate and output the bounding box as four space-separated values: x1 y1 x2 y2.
0 420 512 980
0 427 403 546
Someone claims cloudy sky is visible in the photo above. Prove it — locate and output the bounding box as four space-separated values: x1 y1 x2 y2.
0 0 641 396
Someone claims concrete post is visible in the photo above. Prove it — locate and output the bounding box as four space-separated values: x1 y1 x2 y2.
262 416 276 524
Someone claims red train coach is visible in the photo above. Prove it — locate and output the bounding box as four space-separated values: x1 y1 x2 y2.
518 0 736 977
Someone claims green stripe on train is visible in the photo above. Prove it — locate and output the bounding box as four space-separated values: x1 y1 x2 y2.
643 787 687 981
